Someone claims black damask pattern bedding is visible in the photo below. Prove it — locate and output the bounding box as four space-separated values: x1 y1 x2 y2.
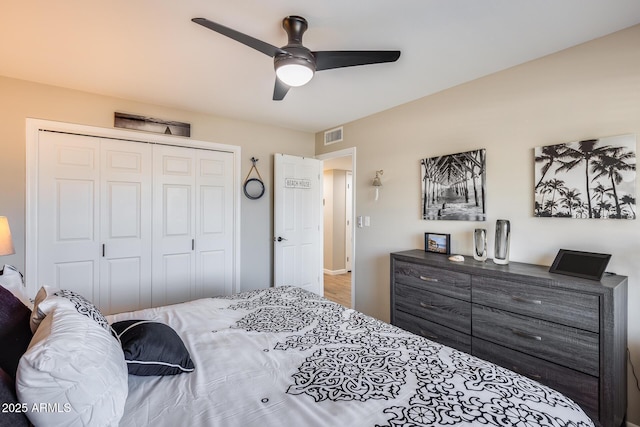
110 286 594 427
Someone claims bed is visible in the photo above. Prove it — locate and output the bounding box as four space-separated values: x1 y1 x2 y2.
107 286 593 427
5 284 594 426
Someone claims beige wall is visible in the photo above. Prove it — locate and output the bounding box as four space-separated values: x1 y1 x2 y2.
0 75 315 292
316 24 640 423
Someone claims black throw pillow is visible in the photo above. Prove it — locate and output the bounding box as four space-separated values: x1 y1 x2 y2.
111 320 195 376
0 285 33 379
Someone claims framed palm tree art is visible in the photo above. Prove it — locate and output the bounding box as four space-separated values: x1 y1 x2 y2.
534 134 636 219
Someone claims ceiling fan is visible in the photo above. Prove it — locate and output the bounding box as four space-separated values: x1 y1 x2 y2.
192 16 401 100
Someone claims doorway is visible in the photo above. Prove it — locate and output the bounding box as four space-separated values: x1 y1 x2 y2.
317 148 355 309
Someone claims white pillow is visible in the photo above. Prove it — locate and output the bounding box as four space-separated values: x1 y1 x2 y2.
16 302 128 427
30 286 111 334
0 264 31 308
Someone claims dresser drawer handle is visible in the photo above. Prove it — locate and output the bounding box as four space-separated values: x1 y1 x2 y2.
419 302 436 310
511 295 542 305
511 328 542 341
419 329 438 340
419 275 439 283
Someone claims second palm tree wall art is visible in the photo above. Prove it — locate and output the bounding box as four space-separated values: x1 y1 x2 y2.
534 134 636 219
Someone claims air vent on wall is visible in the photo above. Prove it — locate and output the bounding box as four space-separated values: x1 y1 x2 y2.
324 127 343 145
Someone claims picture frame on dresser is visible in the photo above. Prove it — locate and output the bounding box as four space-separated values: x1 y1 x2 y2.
424 233 450 255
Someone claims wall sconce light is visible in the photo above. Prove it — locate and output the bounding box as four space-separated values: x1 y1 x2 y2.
0 216 15 256
372 170 383 201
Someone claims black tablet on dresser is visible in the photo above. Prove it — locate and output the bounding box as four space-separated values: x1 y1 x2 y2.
549 249 611 281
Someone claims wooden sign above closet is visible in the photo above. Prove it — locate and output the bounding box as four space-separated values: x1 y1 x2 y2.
114 112 191 137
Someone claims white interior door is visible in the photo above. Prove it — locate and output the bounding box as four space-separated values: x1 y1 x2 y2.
273 153 323 295
152 145 196 307
99 141 152 314
37 131 101 303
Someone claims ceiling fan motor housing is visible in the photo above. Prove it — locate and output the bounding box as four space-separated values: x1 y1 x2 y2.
283 16 307 44
275 16 317 73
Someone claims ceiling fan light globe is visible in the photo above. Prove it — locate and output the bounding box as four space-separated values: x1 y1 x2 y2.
275 63 314 87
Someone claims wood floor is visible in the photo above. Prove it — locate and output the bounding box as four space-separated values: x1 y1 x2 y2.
324 272 351 308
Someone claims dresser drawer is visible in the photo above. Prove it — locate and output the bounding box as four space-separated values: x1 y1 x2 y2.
394 310 471 353
472 276 599 332
472 305 599 376
394 260 471 301
472 337 598 420
395 282 471 334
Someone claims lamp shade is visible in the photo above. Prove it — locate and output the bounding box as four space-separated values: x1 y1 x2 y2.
0 216 15 256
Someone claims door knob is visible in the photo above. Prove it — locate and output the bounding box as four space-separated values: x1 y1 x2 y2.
275 236 288 242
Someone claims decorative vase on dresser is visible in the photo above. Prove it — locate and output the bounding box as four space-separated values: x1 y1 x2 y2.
473 228 488 261
493 219 510 264
390 249 627 427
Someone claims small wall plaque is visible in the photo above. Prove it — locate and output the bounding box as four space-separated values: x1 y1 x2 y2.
114 112 190 137
285 178 311 189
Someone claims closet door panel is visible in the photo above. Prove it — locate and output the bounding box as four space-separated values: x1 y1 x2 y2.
57 180 95 240
38 132 100 302
200 186 224 233
165 185 192 236
108 182 140 237
55 261 95 301
152 146 196 307
104 257 142 314
100 141 152 314
199 250 226 297
196 151 234 298
161 253 194 305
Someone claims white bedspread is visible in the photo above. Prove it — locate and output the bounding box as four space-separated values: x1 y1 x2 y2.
107 286 593 427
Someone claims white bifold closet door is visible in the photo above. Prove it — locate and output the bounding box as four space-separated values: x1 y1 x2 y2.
37 132 152 313
151 145 234 307
37 131 234 314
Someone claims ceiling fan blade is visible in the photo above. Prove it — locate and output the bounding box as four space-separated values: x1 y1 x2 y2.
313 50 401 71
273 78 291 101
192 17 287 58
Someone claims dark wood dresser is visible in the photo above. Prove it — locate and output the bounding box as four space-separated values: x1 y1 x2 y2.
390 249 627 427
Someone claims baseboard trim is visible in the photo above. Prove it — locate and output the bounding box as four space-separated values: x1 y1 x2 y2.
323 268 347 276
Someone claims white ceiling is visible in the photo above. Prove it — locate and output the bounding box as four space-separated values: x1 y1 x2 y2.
2 1 639 133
